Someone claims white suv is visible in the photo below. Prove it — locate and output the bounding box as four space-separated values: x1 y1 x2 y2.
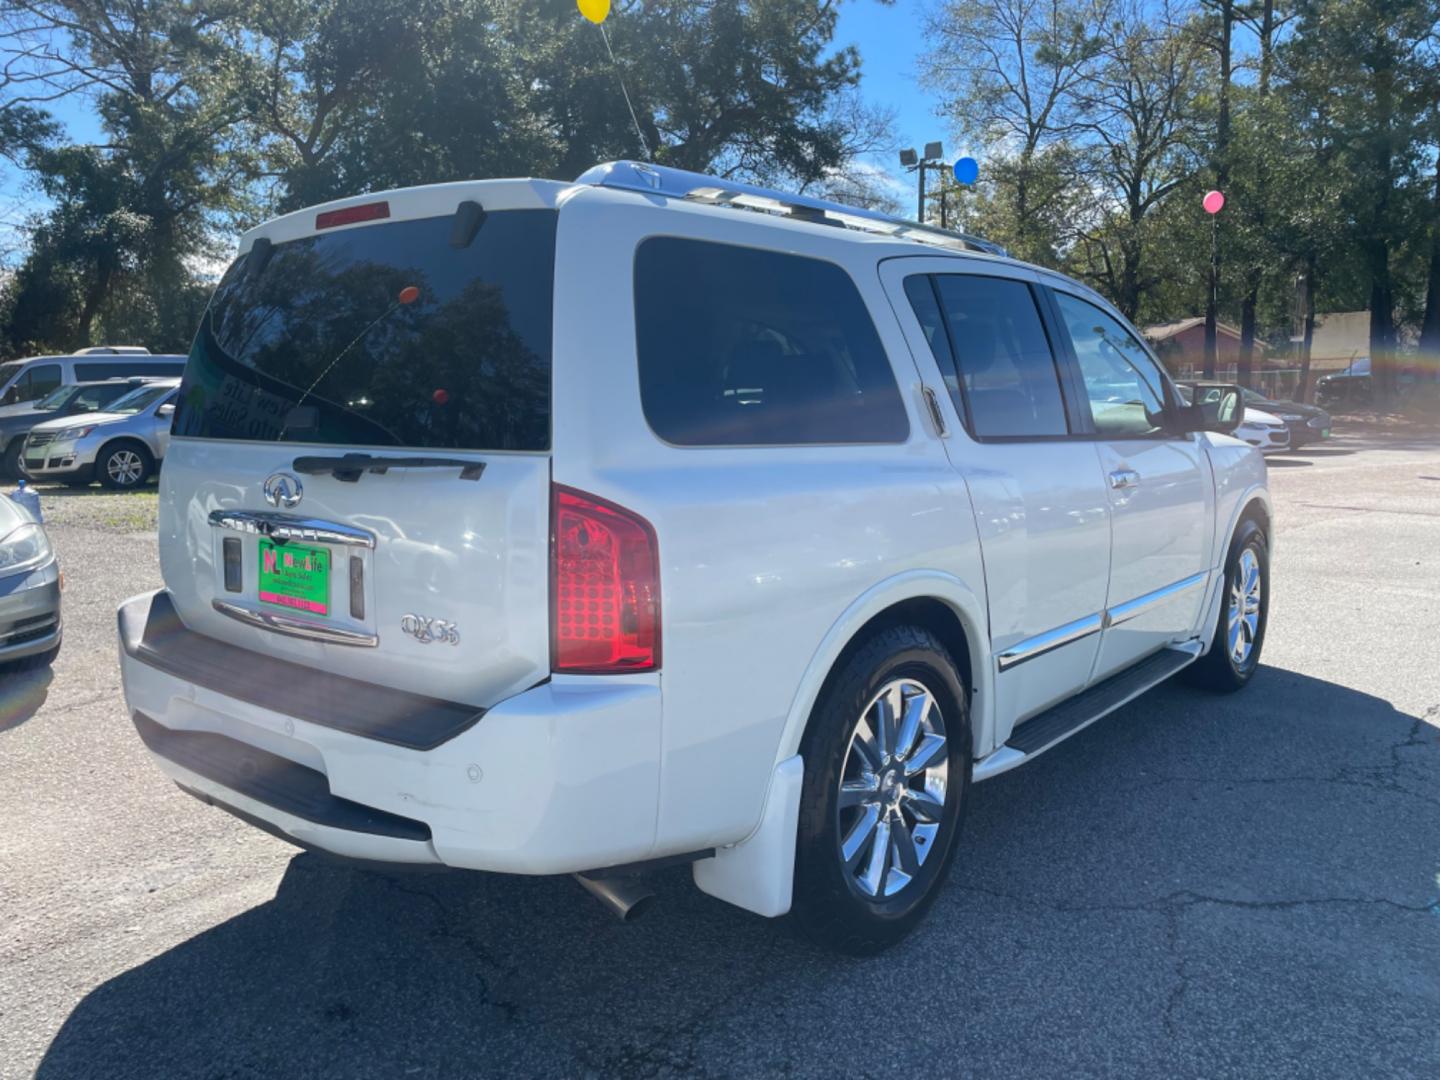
117 162 1271 953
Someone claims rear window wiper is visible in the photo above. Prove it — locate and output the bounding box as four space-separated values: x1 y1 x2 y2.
292 453 485 482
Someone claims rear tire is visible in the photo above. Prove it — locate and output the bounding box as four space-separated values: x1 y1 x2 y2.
1183 519 1269 692
97 442 153 490
791 625 971 955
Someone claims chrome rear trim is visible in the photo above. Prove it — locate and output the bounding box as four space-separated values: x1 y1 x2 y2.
212 600 378 647
208 510 375 550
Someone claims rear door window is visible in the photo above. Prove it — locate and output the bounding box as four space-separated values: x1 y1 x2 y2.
915 275 1069 438
634 237 908 446
174 209 557 451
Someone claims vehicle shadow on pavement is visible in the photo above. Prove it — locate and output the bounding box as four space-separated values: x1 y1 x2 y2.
35 667 1440 1079
0 666 51 732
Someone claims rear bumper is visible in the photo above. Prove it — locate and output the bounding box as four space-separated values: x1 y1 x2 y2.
118 590 663 874
0 559 61 662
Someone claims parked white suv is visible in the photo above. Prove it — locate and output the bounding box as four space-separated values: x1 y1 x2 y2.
117 162 1272 953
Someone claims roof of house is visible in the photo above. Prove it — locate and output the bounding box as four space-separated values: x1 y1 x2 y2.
1143 316 1245 341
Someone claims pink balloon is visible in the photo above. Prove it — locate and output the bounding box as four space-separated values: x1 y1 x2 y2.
1203 190 1225 214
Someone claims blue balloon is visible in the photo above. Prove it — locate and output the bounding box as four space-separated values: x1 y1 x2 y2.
953 157 979 185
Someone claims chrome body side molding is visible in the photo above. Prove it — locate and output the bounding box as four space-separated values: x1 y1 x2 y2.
996 613 1104 672
1104 572 1208 628
996 572 1212 672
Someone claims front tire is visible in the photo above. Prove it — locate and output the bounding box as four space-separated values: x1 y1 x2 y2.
1184 519 1269 692
792 625 971 955
97 442 153 490
0 439 21 480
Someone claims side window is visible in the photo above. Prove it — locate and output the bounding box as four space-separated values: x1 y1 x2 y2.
75 363 115 381
1054 292 1168 437
634 238 909 446
927 275 1070 438
12 364 62 403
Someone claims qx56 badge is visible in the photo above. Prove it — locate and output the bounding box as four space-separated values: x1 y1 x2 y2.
400 614 461 646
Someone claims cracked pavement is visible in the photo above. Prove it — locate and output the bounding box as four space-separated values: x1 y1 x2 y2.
3 431 1438 1079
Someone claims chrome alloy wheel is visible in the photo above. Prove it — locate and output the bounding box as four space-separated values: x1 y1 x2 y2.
106 449 144 487
1228 547 1262 666
836 678 949 899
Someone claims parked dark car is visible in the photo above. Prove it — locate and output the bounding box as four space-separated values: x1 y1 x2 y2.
1315 358 1370 408
1240 388 1332 447
0 378 161 479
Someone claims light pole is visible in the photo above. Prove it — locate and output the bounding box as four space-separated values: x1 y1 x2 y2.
900 142 946 225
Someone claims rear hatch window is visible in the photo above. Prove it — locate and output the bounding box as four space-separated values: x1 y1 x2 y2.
175 209 557 451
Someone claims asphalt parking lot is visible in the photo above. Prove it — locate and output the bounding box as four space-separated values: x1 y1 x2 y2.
3 431 1438 1080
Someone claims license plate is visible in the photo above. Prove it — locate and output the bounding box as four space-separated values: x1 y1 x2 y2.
258 539 331 616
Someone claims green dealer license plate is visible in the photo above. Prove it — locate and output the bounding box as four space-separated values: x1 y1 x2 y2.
258 539 330 617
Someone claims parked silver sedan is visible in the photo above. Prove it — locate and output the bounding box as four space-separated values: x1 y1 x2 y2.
21 379 179 490
0 491 61 671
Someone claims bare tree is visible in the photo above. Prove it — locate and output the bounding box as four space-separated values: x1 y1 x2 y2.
920 0 1110 259
1068 0 1207 319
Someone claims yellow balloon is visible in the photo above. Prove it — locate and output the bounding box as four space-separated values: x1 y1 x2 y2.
577 0 610 24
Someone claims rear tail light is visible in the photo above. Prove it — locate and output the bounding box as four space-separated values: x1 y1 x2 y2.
551 485 660 673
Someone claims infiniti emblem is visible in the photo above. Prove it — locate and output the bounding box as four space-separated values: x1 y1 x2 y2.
262 472 303 509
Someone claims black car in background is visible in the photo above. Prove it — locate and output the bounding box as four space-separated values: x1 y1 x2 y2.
0 379 161 479
1241 387 1332 447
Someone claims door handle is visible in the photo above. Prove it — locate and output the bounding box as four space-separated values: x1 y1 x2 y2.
1108 469 1140 490
921 385 948 438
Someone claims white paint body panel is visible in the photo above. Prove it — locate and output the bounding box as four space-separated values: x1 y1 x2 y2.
119 173 1274 919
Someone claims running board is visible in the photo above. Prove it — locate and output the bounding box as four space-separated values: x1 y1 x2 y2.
973 643 1202 783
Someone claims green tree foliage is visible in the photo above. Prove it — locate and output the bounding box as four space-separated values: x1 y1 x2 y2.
0 0 889 357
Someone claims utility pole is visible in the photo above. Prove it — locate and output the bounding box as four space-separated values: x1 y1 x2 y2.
900 142 945 225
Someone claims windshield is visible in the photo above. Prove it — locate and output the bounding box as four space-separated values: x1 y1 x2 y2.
109 384 173 414
35 386 81 411
1242 388 1270 406
173 209 557 452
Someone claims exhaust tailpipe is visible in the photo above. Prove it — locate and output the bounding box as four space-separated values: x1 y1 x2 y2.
574 873 656 922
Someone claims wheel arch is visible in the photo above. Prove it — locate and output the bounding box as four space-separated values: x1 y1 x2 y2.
94 436 155 488
1238 494 1271 543
774 571 992 766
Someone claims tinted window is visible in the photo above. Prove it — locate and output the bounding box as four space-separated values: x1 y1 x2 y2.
174 210 556 451
8 364 63 404
926 275 1068 438
69 384 134 412
634 238 907 446
110 384 173 413
74 361 182 380
1054 292 1167 437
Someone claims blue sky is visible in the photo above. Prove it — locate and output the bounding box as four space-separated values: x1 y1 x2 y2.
1 0 947 246
835 0 951 180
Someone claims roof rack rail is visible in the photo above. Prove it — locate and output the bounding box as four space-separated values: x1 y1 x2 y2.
575 161 1008 257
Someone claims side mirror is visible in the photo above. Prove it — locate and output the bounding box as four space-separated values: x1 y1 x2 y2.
1177 383 1242 435
157 403 175 418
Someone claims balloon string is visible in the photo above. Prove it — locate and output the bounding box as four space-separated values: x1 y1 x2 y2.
600 23 651 161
